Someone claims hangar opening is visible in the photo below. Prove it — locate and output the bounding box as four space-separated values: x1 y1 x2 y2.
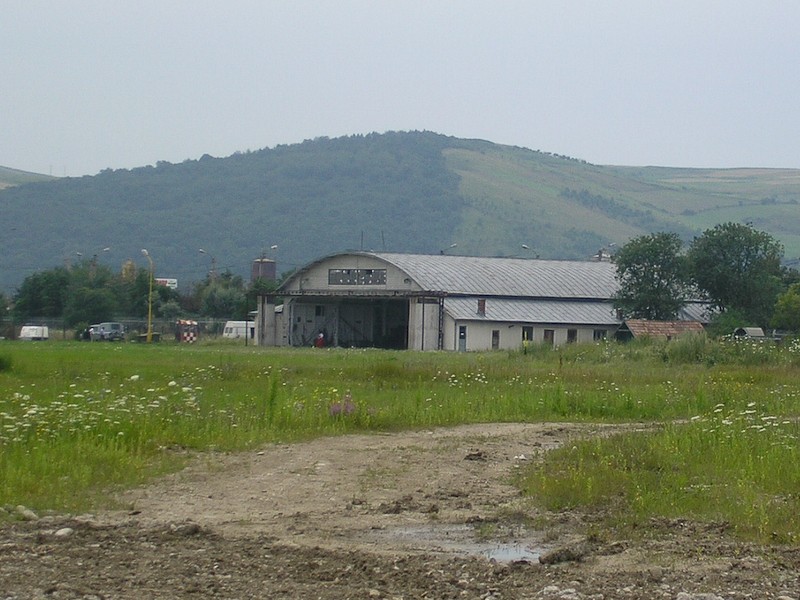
287 298 409 349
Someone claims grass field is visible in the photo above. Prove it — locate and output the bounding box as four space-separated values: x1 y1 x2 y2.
2 336 799 542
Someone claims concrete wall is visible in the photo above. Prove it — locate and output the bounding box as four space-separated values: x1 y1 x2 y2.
407 298 443 351
283 255 420 294
447 320 613 351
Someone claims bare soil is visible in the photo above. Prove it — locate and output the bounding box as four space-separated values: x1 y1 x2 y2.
2 422 799 599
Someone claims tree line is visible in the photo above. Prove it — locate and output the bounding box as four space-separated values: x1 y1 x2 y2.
612 222 800 332
5 221 798 338
2 257 277 336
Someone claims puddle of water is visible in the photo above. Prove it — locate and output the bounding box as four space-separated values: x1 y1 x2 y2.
370 524 546 563
478 544 540 562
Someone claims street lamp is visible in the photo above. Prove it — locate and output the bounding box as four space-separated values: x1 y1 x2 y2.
198 248 217 280
141 249 154 343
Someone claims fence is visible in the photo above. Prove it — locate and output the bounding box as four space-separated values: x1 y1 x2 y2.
0 317 240 341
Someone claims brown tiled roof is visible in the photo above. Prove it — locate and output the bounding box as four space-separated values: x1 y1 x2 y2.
623 319 705 339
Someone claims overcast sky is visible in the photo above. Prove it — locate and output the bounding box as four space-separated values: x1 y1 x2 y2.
3 1 800 176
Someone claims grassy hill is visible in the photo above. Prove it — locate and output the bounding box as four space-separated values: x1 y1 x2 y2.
1 131 799 293
447 144 800 260
0 166 56 190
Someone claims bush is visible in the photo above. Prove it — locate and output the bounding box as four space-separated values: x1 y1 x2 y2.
665 333 712 364
0 354 11 372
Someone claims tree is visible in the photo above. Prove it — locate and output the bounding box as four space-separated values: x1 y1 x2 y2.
245 276 279 315
200 285 245 318
0 291 10 338
612 232 690 320
772 283 800 332
687 223 784 327
10 260 181 324
63 287 117 326
191 270 250 319
12 267 71 320
158 299 182 321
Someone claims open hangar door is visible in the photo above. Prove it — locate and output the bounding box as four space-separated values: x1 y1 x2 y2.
288 298 409 349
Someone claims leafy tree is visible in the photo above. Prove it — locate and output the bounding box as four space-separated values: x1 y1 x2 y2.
63 261 118 325
112 269 151 318
687 223 784 327
153 283 180 317
110 267 179 318
705 308 749 338
780 264 800 288
245 276 279 315
10 260 181 324
68 260 115 290
772 283 800 332
0 291 10 338
63 287 117 326
158 299 182 321
200 285 245 318
12 267 71 320
191 270 250 319
612 232 690 320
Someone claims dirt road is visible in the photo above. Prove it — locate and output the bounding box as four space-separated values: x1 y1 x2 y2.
2 423 799 599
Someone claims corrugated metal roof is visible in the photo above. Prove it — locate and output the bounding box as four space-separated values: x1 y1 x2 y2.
734 327 766 338
445 297 620 325
678 302 713 323
370 252 618 299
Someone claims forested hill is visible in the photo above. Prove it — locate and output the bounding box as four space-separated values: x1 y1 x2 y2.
2 131 800 292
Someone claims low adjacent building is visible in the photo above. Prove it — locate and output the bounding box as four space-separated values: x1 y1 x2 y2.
614 319 706 341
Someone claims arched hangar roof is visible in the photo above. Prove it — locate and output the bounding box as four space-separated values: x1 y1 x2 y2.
280 252 619 300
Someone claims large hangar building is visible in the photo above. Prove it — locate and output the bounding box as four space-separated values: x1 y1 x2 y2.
255 251 649 351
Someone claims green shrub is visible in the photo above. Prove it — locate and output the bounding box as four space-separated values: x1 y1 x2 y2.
665 332 711 364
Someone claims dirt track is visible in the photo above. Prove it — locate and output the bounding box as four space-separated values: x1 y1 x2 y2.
2 422 799 599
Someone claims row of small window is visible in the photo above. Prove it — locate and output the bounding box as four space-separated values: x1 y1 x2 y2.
328 268 387 285
521 326 607 345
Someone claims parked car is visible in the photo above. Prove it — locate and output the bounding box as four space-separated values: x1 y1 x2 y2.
89 322 125 341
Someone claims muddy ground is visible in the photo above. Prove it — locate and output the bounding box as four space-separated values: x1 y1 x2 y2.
2 422 799 599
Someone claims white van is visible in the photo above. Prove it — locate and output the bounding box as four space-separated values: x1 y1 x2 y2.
223 321 255 339
19 325 49 341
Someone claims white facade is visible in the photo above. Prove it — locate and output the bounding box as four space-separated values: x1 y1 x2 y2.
443 319 612 351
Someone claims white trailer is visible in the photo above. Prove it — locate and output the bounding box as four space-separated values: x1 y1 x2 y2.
19 325 49 341
223 321 255 339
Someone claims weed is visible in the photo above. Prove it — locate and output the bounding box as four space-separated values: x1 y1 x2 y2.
1 339 800 544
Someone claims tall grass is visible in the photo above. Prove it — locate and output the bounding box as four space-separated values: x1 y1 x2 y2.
1 335 799 539
519 405 800 543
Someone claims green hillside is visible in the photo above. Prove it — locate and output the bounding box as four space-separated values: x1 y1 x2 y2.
607 166 800 258
0 166 56 190
1 131 799 293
